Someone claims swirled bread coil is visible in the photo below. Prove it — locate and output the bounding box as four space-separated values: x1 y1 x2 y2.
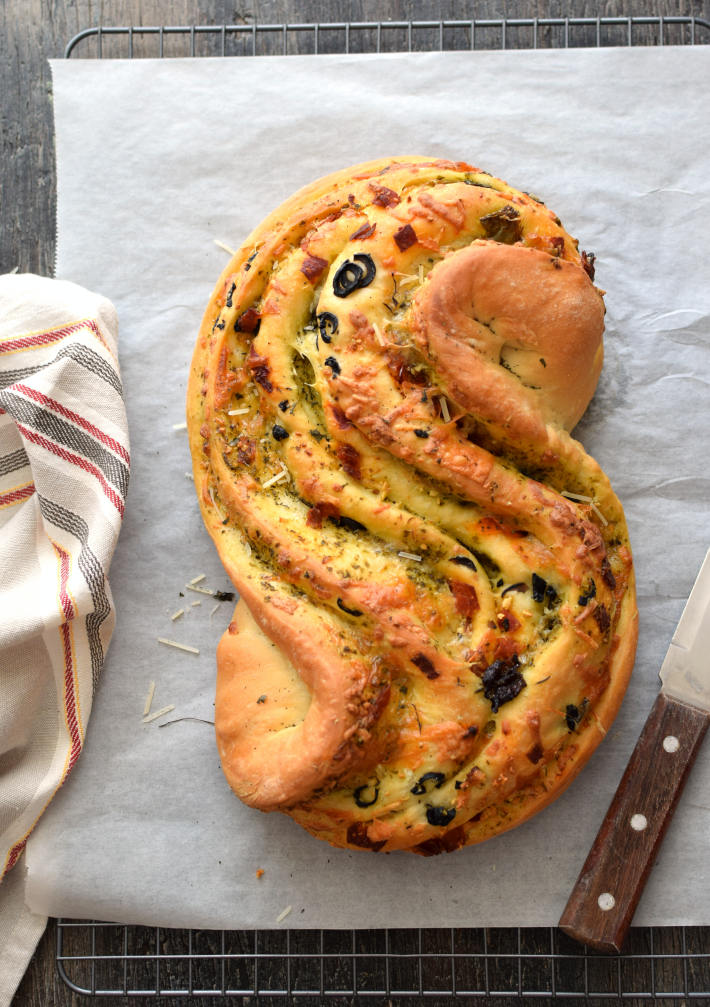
187 157 638 855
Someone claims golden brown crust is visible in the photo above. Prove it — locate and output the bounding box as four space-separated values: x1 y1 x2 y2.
187 156 638 854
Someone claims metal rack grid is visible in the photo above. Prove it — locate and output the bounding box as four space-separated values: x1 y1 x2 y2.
59 16 710 1002
57 922 710 999
64 15 710 58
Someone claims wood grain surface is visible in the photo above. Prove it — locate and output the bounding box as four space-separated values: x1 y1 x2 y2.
4 1 710 1003
560 693 710 953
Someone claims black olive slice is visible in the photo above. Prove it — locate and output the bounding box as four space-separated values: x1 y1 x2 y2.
426 806 456 827
451 555 477 571
532 573 547 602
317 311 339 344
333 254 377 298
410 771 446 795
481 654 526 713
353 253 376 286
353 783 379 808
333 260 365 297
337 598 363 617
331 515 366 532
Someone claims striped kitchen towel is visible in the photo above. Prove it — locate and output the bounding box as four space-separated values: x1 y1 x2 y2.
0 273 129 1003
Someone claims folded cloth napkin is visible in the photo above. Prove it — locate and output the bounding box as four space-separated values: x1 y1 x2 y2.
0 274 129 1005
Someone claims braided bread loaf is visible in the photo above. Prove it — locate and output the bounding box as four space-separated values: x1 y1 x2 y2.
187 157 637 854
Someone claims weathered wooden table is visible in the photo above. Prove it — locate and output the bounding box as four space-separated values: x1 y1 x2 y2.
4 1 710 1003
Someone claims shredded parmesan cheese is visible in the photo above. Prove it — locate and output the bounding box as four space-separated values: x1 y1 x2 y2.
191 600 202 607
439 397 451 422
228 407 250 416
561 490 608 526
142 681 156 718
590 502 609 527
592 712 608 736
143 704 176 724
209 604 220 619
214 239 236 256
157 638 200 655
372 322 387 346
262 466 290 489
394 271 418 288
275 905 292 924
189 574 206 585
398 551 423 562
186 584 215 596
172 421 187 431
171 609 184 621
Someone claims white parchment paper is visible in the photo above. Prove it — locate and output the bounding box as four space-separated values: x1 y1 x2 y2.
26 47 710 929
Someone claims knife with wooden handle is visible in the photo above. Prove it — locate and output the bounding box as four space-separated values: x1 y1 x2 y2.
559 548 710 953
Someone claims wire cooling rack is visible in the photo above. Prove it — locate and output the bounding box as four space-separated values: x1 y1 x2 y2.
59 15 710 1002
64 15 709 57
57 921 710 1000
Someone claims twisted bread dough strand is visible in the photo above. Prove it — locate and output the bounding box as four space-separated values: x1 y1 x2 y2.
187 157 637 853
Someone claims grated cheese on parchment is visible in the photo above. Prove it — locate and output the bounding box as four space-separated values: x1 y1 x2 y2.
275 905 292 924
186 583 215 596
142 681 156 718
214 239 236 256
171 609 184 621
157 637 200 655
172 421 187 431
143 704 176 724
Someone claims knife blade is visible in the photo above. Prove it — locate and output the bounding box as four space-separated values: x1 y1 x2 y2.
559 548 710 953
